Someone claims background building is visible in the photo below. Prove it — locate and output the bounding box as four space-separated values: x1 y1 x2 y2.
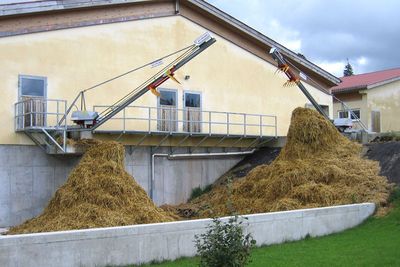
332 68 400 133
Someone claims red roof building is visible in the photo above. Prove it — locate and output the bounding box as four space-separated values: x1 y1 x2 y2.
332 68 400 133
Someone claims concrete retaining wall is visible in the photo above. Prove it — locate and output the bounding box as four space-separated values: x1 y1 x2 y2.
0 145 242 227
0 203 375 267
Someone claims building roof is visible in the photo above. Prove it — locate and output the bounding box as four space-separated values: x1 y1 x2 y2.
0 0 340 88
332 68 400 94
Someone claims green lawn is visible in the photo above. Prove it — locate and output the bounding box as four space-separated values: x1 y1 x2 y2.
136 190 400 267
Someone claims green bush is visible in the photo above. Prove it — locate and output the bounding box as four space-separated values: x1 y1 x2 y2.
194 216 256 267
189 185 213 201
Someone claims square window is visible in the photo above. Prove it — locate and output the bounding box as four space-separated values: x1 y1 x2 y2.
159 90 176 106
338 111 348 119
351 110 360 120
20 76 46 97
185 93 201 108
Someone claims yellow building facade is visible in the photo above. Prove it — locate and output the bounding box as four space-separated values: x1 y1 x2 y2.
0 0 339 227
0 0 337 147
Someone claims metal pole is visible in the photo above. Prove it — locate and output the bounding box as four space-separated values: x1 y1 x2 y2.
22 101 25 129
169 108 172 134
227 113 229 136
244 114 246 137
30 99 33 127
123 108 126 133
148 107 151 133
208 111 211 135
56 101 59 127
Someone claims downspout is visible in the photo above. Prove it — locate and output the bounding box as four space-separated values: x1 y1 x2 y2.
175 0 180 14
150 149 256 199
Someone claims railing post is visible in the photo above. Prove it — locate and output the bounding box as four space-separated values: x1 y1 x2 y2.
243 114 246 137
56 101 59 127
30 99 33 127
123 108 126 133
259 115 262 137
227 112 229 136
22 101 25 129
208 111 211 135
14 103 17 131
169 107 172 134
64 100 67 130
274 116 277 137
148 107 151 133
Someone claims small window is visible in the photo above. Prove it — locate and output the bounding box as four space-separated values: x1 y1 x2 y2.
338 111 348 119
19 75 46 98
350 110 360 120
337 109 360 120
185 93 201 108
159 90 176 106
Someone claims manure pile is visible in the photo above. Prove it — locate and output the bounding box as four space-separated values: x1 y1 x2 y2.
183 107 392 218
9 140 174 234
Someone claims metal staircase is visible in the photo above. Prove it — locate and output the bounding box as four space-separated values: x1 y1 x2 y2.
14 33 218 154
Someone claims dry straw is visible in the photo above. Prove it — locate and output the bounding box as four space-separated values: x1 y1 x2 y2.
9 140 174 234
177 107 392 218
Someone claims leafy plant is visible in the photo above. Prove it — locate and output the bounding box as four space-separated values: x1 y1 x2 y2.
194 216 256 267
189 184 213 201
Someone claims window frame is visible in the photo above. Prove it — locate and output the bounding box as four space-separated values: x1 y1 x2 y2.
157 88 178 107
18 74 47 99
337 109 361 121
183 90 202 109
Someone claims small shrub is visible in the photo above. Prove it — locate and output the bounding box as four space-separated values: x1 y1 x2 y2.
190 185 213 201
194 216 256 267
389 187 400 203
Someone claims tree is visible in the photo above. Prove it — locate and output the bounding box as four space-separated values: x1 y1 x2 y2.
343 59 354 76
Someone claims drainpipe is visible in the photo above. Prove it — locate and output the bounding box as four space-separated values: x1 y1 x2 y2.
150 149 256 200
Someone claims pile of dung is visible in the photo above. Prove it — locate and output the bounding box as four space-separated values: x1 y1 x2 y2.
8 140 174 234
187 107 392 218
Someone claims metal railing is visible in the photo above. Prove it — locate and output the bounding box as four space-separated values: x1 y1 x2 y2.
15 98 67 131
93 105 277 137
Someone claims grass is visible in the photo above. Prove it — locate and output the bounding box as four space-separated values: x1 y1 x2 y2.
133 188 400 267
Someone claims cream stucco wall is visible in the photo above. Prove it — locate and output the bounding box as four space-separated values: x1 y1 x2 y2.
333 79 400 133
365 79 400 132
333 93 368 130
0 15 332 145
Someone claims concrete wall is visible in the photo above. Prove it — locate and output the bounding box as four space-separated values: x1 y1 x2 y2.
0 203 375 267
0 145 242 228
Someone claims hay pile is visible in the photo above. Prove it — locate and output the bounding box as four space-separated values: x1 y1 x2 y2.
8 140 174 234
186 107 392 218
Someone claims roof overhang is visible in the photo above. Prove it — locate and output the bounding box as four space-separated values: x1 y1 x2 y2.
367 76 400 89
0 0 340 89
185 0 340 86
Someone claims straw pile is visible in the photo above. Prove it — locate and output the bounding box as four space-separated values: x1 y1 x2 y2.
8 140 174 234
185 107 392 218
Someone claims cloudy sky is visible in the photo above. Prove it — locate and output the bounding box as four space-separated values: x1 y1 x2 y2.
207 0 400 77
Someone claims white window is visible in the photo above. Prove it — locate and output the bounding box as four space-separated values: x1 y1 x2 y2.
338 109 360 120
157 89 177 132
19 75 47 98
183 91 202 132
18 75 47 127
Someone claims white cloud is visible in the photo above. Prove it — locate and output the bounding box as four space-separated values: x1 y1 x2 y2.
207 0 400 74
357 56 368 66
315 60 346 77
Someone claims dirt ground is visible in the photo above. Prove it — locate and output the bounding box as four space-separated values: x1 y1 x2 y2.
365 141 400 185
